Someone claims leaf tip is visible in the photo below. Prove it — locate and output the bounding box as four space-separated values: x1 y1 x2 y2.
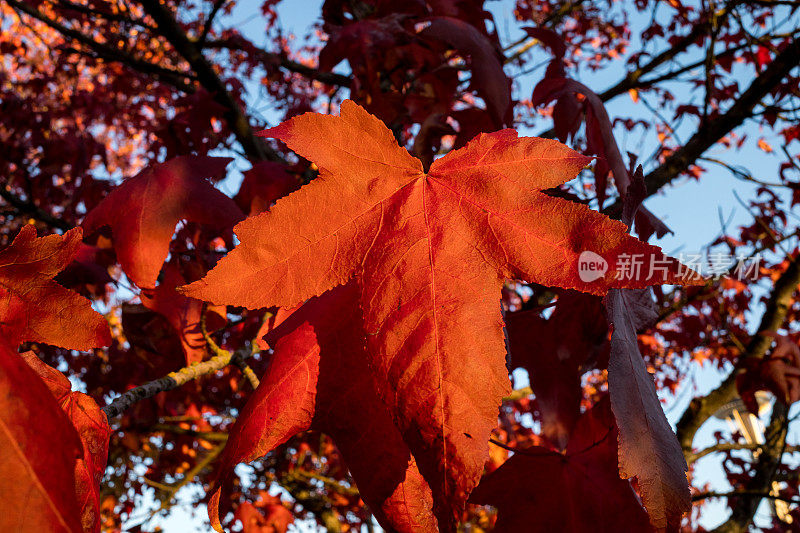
208 486 226 533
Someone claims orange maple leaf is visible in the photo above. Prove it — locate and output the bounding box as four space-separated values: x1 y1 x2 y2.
183 100 697 528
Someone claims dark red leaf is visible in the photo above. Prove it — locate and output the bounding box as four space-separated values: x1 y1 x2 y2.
83 156 243 288
470 398 652 532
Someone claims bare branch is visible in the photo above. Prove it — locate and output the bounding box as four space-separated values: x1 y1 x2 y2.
605 36 800 217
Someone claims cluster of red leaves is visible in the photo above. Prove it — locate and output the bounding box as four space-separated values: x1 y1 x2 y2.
0 226 111 531
1 99 702 533
2 1 799 532
316 0 513 167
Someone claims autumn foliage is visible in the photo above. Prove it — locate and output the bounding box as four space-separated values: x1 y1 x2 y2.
1 1 799 533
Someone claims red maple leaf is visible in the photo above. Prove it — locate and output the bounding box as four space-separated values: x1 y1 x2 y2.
0 227 112 531
0 344 87 532
208 283 436 533
0 225 111 350
184 101 698 527
470 398 653 532
19 351 111 532
82 156 244 288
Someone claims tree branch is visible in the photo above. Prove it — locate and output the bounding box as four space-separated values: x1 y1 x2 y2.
52 0 158 32
605 36 800 218
693 489 800 506
597 17 713 102
204 37 352 87
145 442 225 519
533 8 730 140
150 424 228 442
675 253 800 454
4 0 195 92
101 347 255 420
200 303 259 390
198 0 227 46
687 441 800 465
6 0 284 165
0 185 73 231
711 402 792 532
502 386 533 401
287 470 360 498
138 0 282 162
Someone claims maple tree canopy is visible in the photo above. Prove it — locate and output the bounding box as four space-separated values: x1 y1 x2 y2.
1 1 799 532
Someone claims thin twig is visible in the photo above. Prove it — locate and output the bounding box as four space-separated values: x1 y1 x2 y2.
150 424 229 442
198 0 227 45
687 442 800 465
604 35 800 218
146 442 225 521
200 303 260 390
502 387 533 401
